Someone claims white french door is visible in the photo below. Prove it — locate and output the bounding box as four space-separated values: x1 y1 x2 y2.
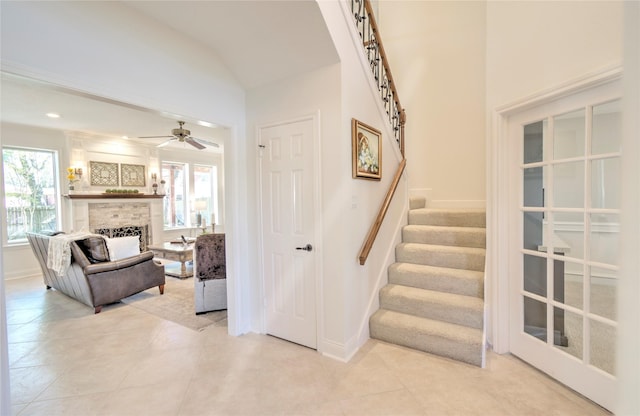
507 80 621 410
258 117 318 349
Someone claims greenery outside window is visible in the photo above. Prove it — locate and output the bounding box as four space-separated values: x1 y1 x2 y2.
2 146 59 243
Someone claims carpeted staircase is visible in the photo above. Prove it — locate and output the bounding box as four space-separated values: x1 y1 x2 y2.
369 197 486 366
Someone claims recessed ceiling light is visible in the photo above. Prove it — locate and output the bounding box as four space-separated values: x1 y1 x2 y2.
46 113 61 119
122 136 129 139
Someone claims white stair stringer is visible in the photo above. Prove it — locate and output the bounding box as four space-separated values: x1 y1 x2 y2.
370 205 486 367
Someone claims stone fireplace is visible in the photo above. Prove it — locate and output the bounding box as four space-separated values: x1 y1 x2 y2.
64 195 164 246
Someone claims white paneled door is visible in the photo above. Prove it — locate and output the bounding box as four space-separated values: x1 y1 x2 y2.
259 118 317 349
507 80 621 411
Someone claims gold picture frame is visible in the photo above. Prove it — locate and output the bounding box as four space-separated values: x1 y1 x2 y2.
120 163 146 187
89 161 119 186
352 118 382 180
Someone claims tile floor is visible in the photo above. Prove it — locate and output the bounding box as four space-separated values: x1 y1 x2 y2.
5 275 610 416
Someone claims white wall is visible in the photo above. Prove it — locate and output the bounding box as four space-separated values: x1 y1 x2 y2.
378 1 487 207
486 1 623 109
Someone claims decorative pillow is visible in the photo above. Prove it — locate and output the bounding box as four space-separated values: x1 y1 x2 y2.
77 236 110 263
105 236 140 261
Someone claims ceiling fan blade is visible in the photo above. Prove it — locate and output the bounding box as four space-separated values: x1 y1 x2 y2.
190 137 220 148
185 137 206 150
138 135 174 139
157 138 175 148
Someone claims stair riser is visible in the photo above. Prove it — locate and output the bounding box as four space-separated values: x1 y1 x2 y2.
380 292 483 329
370 320 483 367
388 266 483 298
396 247 485 272
403 228 486 248
409 197 426 210
409 211 486 228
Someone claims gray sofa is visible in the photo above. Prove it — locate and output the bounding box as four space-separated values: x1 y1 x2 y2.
27 232 165 313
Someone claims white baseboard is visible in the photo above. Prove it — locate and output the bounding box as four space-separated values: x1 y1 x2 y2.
320 339 351 362
3 269 41 281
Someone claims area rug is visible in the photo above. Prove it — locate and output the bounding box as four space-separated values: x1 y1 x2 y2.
121 276 227 331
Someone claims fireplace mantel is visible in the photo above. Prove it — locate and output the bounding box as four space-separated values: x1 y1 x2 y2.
63 195 165 244
64 194 164 200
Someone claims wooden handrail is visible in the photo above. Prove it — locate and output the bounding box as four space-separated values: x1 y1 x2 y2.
358 158 406 265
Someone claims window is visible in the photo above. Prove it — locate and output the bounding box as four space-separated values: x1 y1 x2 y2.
2 147 59 243
162 162 187 227
193 164 218 228
161 161 219 229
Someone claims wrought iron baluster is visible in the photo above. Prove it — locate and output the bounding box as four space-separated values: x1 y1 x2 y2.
351 0 405 154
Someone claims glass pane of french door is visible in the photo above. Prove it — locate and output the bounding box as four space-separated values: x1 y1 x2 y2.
515 96 621 410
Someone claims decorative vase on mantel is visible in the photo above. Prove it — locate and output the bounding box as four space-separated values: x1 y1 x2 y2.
68 183 75 194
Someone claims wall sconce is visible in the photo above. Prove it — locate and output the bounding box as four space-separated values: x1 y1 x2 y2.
151 173 158 195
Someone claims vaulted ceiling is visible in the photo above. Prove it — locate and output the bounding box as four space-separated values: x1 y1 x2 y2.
1 0 338 151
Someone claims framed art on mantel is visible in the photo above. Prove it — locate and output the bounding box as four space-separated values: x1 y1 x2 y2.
352 118 382 180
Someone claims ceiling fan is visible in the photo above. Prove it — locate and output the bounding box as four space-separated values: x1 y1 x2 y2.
138 121 219 150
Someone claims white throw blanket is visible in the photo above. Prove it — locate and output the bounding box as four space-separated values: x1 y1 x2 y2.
47 232 96 276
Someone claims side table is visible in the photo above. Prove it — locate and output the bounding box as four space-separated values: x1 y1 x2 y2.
148 242 194 279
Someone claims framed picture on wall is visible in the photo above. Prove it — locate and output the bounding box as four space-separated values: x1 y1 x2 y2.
352 118 382 180
120 163 146 187
89 161 119 186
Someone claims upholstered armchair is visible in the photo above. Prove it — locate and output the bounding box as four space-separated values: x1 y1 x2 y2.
193 233 227 314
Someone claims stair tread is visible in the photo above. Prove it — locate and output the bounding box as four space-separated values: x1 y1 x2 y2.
381 284 484 310
371 309 483 345
380 284 484 329
402 225 486 248
396 243 486 272
390 262 484 279
389 262 484 298
409 208 486 228
398 242 486 254
411 208 486 215
403 224 486 234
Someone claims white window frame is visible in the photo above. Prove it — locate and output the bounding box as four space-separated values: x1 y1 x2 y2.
1 145 61 245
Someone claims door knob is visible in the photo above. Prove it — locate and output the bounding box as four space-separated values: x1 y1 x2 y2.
296 243 313 252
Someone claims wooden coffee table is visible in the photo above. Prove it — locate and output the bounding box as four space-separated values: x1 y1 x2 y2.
148 242 194 279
